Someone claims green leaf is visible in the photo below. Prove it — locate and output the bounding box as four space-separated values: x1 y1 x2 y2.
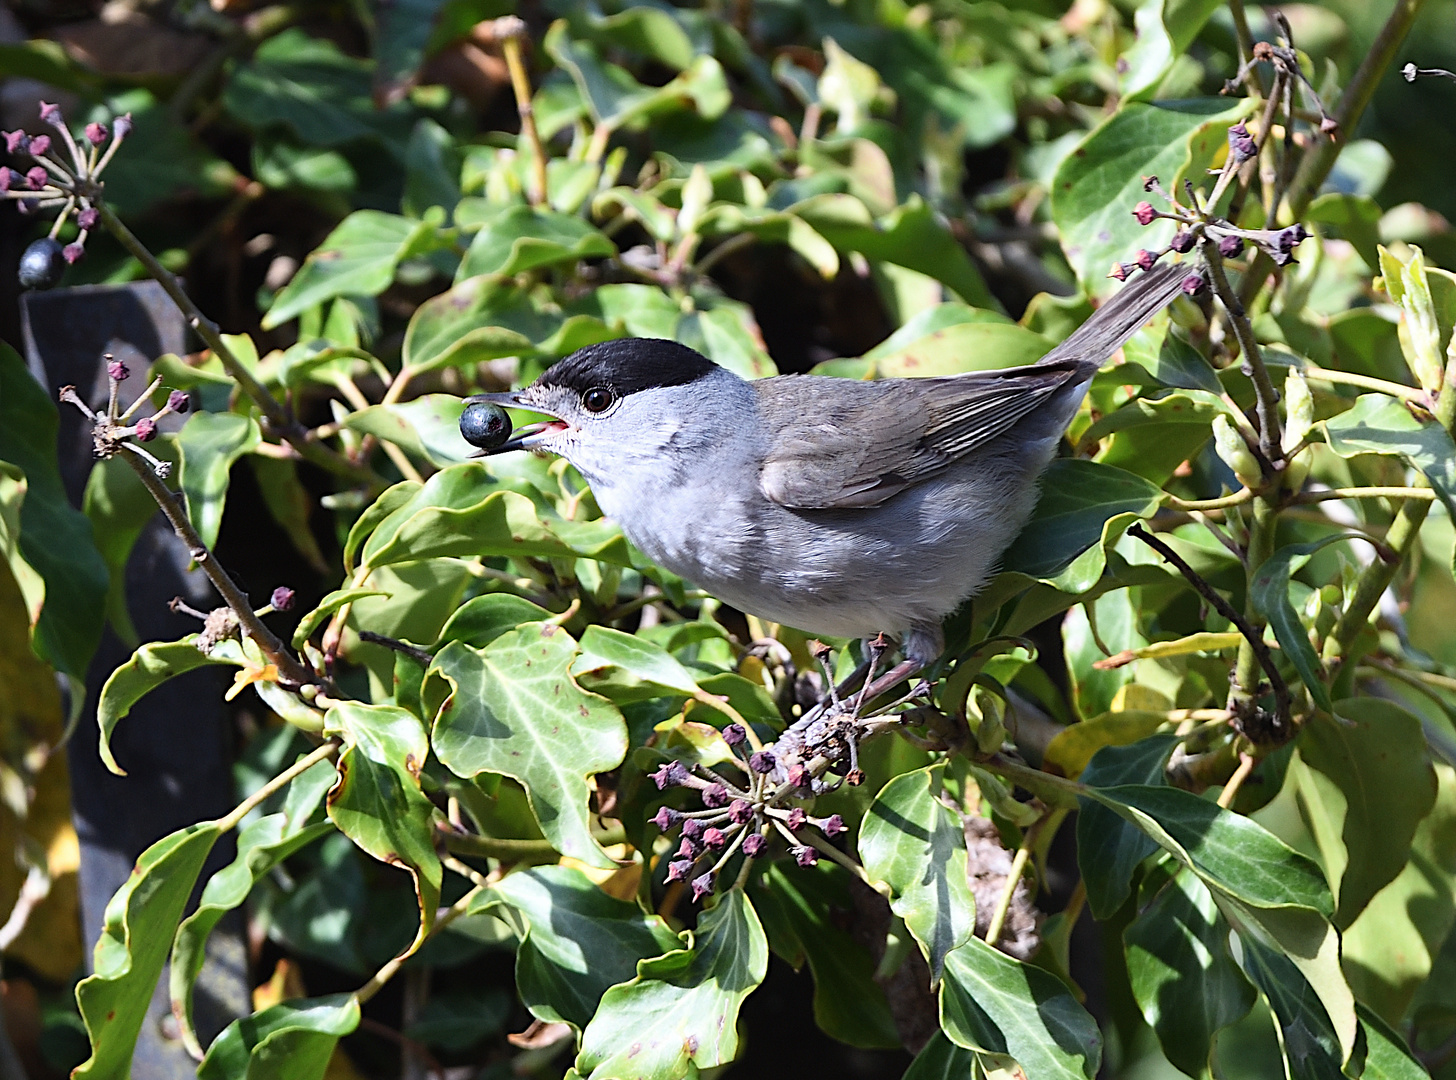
1306 193 1382 270
477 865 679 1030
1248 535 1366 713
99 89 242 217
357 464 632 571
794 194 996 308
1051 98 1249 293
264 210 445 329
435 593 553 649
1322 394 1456 559
576 890 768 1079
429 626 628 867
1077 735 1176 919
858 764 976 982
224 28 411 149
72 823 222 1080
1002 459 1164 585
344 481 420 573
96 638 243 775
1291 700 1438 930
1118 0 1225 100
456 206 615 281
1239 935 1347 1080
177 411 261 550
904 1032 983 1080
1089 389 1224 485
248 456 329 573
292 588 389 650
171 805 335 1056
402 116 462 218
1377 244 1453 393
939 937 1102 1079
571 624 702 702
1357 1004 1432 1080
749 863 900 1049
197 994 360 1080
343 395 477 468
0 341 108 680
1342 762 1456 1023
865 322 1054 378
1123 866 1256 1078
1043 711 1171 778
324 701 443 957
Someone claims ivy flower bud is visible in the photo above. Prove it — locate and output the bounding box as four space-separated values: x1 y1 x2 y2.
1108 262 1129 282
1212 414 1261 487
650 806 681 831
85 122 109 147
703 827 727 849
677 837 701 859
134 417 158 442
0 167 13 191
3 130 28 154
38 102 62 126
25 166 47 190
112 113 134 139
27 134 50 157
1218 234 1245 258
729 799 753 824
77 207 99 231
1228 122 1257 163
167 389 191 414
1181 272 1207 296
1135 249 1158 271
785 808 806 831
795 846 818 868
270 586 296 611
1142 175 1159 192
665 858 693 883
1282 368 1313 453
742 833 766 857
681 818 704 840
107 358 130 381
787 764 810 790
650 761 689 790
1170 230 1195 253
62 243 84 265
1133 202 1157 226
820 814 845 838
701 783 729 809
691 873 715 902
748 751 775 774
722 723 747 747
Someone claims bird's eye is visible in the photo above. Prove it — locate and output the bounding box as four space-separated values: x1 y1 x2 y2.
582 387 615 414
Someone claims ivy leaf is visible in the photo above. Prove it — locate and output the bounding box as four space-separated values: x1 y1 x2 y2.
477 865 679 1030
291 588 390 650
435 593 553 649
1123 866 1257 1078
177 411 261 550
72 823 222 1080
571 624 702 702
1238 935 1348 1080
197 994 360 1080
264 210 447 329
96 638 244 775
939 937 1102 1079
1076 734 1176 918
904 1032 984 1079
428 626 628 868
576 890 768 1080
1000 459 1163 586
1052 98 1250 293
324 701 443 958
858 764 976 982
343 396 477 468
170 806 335 1056
748 864 899 1049
1290 700 1438 930
0 340 108 681
456 205 616 281
1118 0 1225 101
1357 1003 1433 1080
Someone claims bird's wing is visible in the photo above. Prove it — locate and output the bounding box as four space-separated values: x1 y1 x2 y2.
758 364 1083 510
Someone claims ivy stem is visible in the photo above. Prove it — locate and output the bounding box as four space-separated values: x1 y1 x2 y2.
94 203 380 486
1200 238 1284 465
1302 365 1426 402
983 837 1032 950
217 741 338 833
440 824 626 861
116 445 315 687
1216 752 1256 809
355 885 483 1006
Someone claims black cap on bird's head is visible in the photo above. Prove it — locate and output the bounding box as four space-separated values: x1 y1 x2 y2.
462 338 720 455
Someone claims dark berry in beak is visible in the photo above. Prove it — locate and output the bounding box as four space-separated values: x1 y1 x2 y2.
460 401 512 450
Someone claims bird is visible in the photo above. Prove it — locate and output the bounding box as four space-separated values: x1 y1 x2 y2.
464 262 1190 693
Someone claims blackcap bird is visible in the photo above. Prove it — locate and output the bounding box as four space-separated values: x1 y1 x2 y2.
466 262 1189 683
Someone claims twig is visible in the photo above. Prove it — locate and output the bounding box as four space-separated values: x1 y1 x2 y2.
1302 365 1426 402
1127 523 1291 724
95 204 379 486
1200 237 1284 465
983 837 1032 950
493 16 549 206
1164 488 1254 512
117 446 315 687
355 885 482 1005
359 631 434 667
1217 752 1255 808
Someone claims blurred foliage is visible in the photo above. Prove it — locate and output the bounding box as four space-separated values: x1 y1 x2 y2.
3 0 1456 1078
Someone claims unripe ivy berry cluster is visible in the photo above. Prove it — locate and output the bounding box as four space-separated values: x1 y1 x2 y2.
4 102 132 289
58 352 192 479
647 722 848 902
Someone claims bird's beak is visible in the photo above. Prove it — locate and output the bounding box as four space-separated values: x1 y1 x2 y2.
463 392 568 456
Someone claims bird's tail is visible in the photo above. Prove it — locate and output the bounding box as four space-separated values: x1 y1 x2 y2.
1040 261 1191 372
